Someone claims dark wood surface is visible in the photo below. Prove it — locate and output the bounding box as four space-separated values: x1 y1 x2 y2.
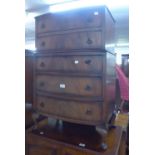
35 6 115 53
36 75 102 97
36 95 102 125
36 31 103 51
25 103 47 129
33 51 116 126
33 6 116 126
26 119 124 155
35 54 103 73
35 7 104 33
25 103 34 129
25 50 34 104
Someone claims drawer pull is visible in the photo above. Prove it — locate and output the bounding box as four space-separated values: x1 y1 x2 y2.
86 109 92 115
59 84 65 89
85 59 91 64
40 81 45 87
87 38 93 44
40 102 44 107
40 62 45 67
85 85 91 91
41 23 45 29
41 41 45 47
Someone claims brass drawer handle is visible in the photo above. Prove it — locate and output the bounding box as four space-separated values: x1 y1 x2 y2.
87 38 93 44
40 62 45 67
85 85 91 91
86 109 92 115
40 81 45 87
85 59 91 65
40 102 44 108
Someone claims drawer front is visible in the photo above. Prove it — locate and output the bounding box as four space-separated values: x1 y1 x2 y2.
36 96 102 122
36 55 103 73
36 75 102 97
28 145 58 155
36 8 103 33
36 31 102 50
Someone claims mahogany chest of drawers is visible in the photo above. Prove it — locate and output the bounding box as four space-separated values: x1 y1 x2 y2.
34 6 116 126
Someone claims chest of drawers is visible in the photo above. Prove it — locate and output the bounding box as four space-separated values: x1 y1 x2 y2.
33 6 116 126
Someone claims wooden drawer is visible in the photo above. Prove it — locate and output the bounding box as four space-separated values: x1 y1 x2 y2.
35 55 103 73
36 95 102 123
36 75 102 97
28 145 59 155
36 7 104 34
36 31 102 50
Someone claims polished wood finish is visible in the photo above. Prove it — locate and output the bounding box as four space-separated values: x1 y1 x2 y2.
36 75 102 97
35 54 103 73
25 50 34 104
34 6 116 126
35 6 115 53
36 95 102 125
28 145 59 155
25 103 34 129
26 119 124 155
118 131 127 155
36 7 104 33
36 31 103 51
33 51 116 125
25 103 47 129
